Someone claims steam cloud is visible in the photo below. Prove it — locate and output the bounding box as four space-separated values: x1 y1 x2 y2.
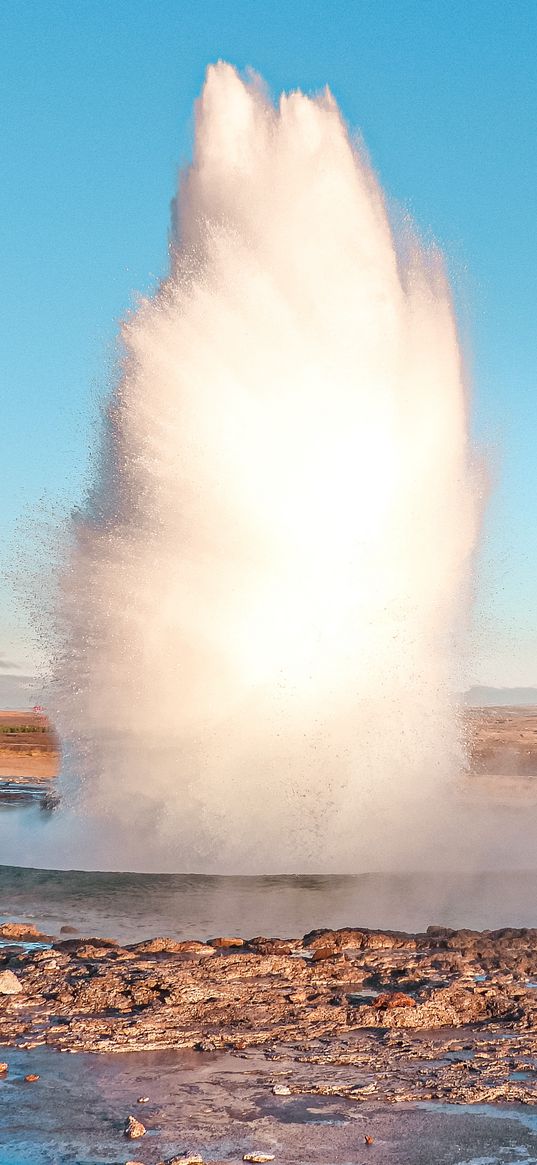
48 64 482 872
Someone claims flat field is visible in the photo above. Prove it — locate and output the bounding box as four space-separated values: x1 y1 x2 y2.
0 710 59 778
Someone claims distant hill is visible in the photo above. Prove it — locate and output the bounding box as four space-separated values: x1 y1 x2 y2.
1 673 536 712
465 686 537 707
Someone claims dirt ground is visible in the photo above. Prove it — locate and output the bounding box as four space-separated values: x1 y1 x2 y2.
467 705 537 776
0 710 59 778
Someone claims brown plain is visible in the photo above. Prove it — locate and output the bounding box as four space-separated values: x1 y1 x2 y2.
0 710 59 780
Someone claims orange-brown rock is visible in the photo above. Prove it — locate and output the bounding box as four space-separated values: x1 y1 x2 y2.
311 945 338 961
211 937 245 949
374 992 417 1009
125 1114 146 1138
2 920 537 1068
0 923 46 941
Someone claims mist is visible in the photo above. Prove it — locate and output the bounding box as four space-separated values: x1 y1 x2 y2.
42 64 485 873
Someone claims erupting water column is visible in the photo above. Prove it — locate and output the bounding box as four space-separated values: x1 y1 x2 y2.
51 64 481 872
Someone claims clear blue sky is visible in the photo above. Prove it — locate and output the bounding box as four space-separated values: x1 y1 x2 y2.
1 0 535 685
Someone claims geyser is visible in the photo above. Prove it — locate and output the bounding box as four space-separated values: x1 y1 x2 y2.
49 63 481 872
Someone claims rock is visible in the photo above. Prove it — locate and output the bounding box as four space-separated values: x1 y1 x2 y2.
73 944 116 960
311 945 337 961
243 1155 275 1163
0 970 22 995
375 992 417 1010
59 925 78 934
128 937 191 955
124 1115 146 1138
303 926 413 952
364 1134 375 1145
247 938 293 955
54 937 117 953
211 937 245 949
302 928 334 948
137 1095 149 1102
24 1074 39 1082
272 1083 291 1095
174 941 216 957
0 922 45 941
0 1062 8 1074
159 1156 204 1165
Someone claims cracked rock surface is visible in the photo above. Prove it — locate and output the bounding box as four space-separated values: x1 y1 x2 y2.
3 922 537 1105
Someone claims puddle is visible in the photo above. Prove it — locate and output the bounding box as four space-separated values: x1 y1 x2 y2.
3 1047 537 1164
417 1101 537 1133
0 781 59 813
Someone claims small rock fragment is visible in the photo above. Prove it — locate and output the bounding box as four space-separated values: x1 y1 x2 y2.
137 1096 149 1103
375 992 416 1010
0 970 22 995
243 1155 275 1163
211 936 245 949
124 1115 146 1138
0 1063 8 1075
364 1134 375 1145
272 1083 291 1095
24 1074 40 1082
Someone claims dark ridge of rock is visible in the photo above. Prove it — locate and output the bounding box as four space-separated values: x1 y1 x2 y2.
126 938 215 955
247 938 294 955
53 937 118 953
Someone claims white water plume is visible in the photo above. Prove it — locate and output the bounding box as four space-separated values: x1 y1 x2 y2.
49 63 482 872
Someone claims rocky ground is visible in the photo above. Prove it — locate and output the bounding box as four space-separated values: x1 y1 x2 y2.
468 705 537 777
3 920 537 1111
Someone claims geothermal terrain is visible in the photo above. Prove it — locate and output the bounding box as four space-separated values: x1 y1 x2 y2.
3 919 537 1110
1 706 536 784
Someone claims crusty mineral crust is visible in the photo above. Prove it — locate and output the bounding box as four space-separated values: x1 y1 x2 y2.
3 923 537 1104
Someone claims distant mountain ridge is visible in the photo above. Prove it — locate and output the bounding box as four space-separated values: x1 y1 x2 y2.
0 672 536 712
464 686 537 707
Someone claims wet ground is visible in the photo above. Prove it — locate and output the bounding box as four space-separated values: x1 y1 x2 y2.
0 779 58 812
3 1044 537 1165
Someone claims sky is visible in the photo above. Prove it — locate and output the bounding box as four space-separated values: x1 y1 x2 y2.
0 0 536 688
